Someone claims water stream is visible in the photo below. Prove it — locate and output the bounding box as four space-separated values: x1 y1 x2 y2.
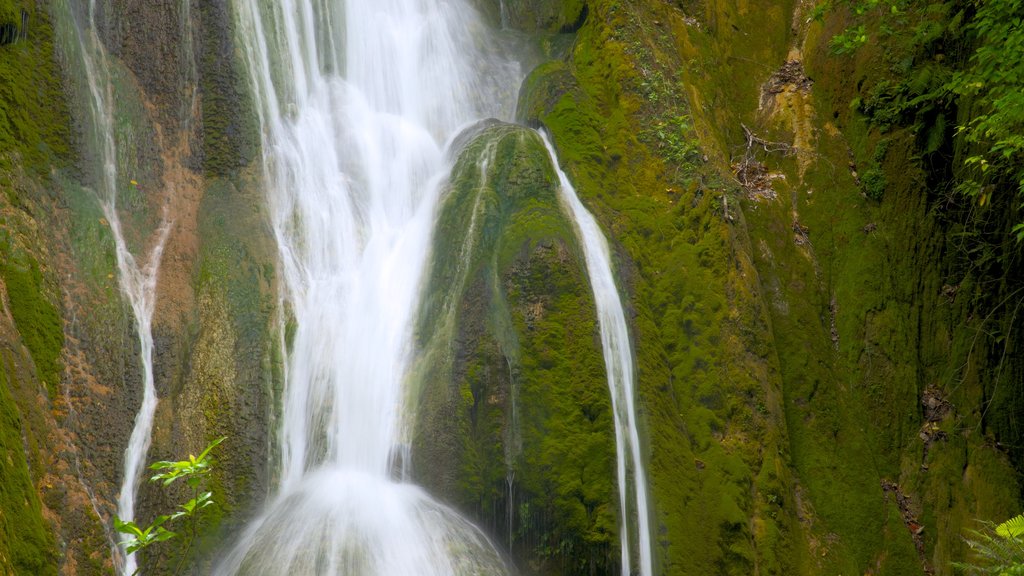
218 0 653 573
64 2 172 574
59 0 654 572
541 132 653 576
217 0 517 573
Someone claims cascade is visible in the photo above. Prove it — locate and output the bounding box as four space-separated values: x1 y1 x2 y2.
63 1 172 574
217 1 652 574
541 132 653 576
217 0 517 573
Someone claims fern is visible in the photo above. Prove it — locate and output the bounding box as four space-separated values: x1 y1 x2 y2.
955 519 1024 575
998 515 1024 539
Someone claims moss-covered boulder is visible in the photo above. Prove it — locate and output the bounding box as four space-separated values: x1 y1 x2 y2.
412 123 619 574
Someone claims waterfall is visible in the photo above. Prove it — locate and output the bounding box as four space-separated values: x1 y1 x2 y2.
217 0 517 573
63 1 172 574
540 132 653 576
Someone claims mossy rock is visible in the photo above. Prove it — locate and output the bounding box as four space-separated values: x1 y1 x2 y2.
0 0 71 173
0 249 62 395
197 0 258 177
0 0 18 25
413 123 619 574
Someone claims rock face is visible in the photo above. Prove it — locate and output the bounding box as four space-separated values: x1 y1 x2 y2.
0 0 276 574
0 0 1021 575
517 1 1023 574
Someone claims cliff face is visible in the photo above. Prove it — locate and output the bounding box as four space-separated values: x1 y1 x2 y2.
513 0 1022 574
0 0 1020 575
0 0 275 574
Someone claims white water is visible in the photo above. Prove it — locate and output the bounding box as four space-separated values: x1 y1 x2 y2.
218 1 517 574
69 3 172 574
541 133 653 576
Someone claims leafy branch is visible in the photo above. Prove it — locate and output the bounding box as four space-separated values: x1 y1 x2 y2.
114 437 225 576
947 0 1024 232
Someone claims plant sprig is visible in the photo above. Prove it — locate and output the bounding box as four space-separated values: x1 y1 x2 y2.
114 437 226 575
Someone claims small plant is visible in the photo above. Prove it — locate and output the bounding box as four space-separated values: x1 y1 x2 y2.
829 24 868 54
862 167 886 201
955 514 1024 575
115 437 225 576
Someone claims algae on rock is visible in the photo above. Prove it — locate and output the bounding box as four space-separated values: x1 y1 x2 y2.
413 123 620 574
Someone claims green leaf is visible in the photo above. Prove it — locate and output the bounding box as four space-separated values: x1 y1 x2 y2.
152 527 177 544
114 518 144 538
997 514 1024 538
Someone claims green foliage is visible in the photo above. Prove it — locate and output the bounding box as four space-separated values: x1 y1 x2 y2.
830 24 869 54
998 515 1024 540
818 0 909 53
828 0 1024 224
947 0 1024 212
115 437 225 575
647 115 701 171
862 166 886 200
955 517 1024 575
149 437 225 488
114 516 176 556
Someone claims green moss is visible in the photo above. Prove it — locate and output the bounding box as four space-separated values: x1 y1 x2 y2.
0 0 71 174
53 173 120 296
413 124 620 573
197 2 257 177
0 247 63 395
517 1 805 571
0 357 57 575
502 0 587 32
0 0 18 26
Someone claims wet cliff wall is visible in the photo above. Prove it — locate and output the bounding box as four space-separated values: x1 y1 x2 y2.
509 0 1022 573
0 0 276 574
0 0 1020 575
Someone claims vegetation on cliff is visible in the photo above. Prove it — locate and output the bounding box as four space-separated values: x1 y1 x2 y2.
0 0 1021 574
517 0 1024 573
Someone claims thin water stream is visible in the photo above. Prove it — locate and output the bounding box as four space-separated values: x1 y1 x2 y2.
64 2 172 574
541 132 653 576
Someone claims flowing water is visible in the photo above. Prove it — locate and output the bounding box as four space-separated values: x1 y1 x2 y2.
541 132 653 576
217 0 517 573
218 0 655 573
53 0 656 571
63 2 172 574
